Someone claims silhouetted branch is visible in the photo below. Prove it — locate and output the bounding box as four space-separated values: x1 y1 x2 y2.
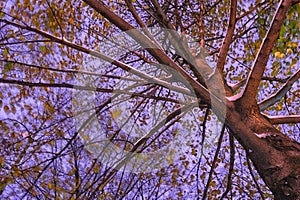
0 78 185 104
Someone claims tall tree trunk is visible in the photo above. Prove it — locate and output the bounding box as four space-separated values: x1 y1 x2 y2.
226 101 300 199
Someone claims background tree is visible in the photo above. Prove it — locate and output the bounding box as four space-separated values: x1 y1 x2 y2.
0 0 299 199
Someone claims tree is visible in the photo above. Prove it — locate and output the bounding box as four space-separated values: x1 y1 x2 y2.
0 0 299 199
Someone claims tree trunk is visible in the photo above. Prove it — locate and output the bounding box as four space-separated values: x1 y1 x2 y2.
226 101 300 199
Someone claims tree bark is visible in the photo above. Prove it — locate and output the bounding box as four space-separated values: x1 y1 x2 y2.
226 100 300 200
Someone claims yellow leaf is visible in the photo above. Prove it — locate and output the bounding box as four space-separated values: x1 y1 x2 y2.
68 18 74 25
111 109 122 119
104 21 110 29
24 0 30 6
291 42 298 48
167 154 173 164
291 64 295 68
44 102 55 113
48 182 54 190
286 48 293 54
274 52 281 59
0 156 5 165
210 181 216 187
41 182 47 189
93 165 100 173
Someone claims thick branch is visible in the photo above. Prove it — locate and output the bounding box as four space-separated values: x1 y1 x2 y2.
149 0 210 85
148 0 232 99
241 0 294 107
83 0 211 103
259 69 300 111
265 114 300 124
216 0 237 74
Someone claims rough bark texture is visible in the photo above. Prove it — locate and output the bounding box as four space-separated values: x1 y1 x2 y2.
227 100 300 200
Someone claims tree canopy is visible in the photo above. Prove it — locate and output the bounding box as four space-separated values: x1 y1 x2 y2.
0 0 299 199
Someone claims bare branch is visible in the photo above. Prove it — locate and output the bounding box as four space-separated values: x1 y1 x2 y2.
83 0 212 103
150 0 176 30
0 59 141 82
148 0 232 100
220 132 235 200
259 69 300 111
246 154 266 200
0 78 186 104
228 79 247 93
216 0 237 74
45 0 64 37
264 114 300 124
0 39 51 45
240 0 295 107
149 0 211 85
89 102 198 193
230 75 290 93
236 1 268 21
203 125 226 199
124 0 161 47
262 76 288 83
198 0 205 48
0 19 193 96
